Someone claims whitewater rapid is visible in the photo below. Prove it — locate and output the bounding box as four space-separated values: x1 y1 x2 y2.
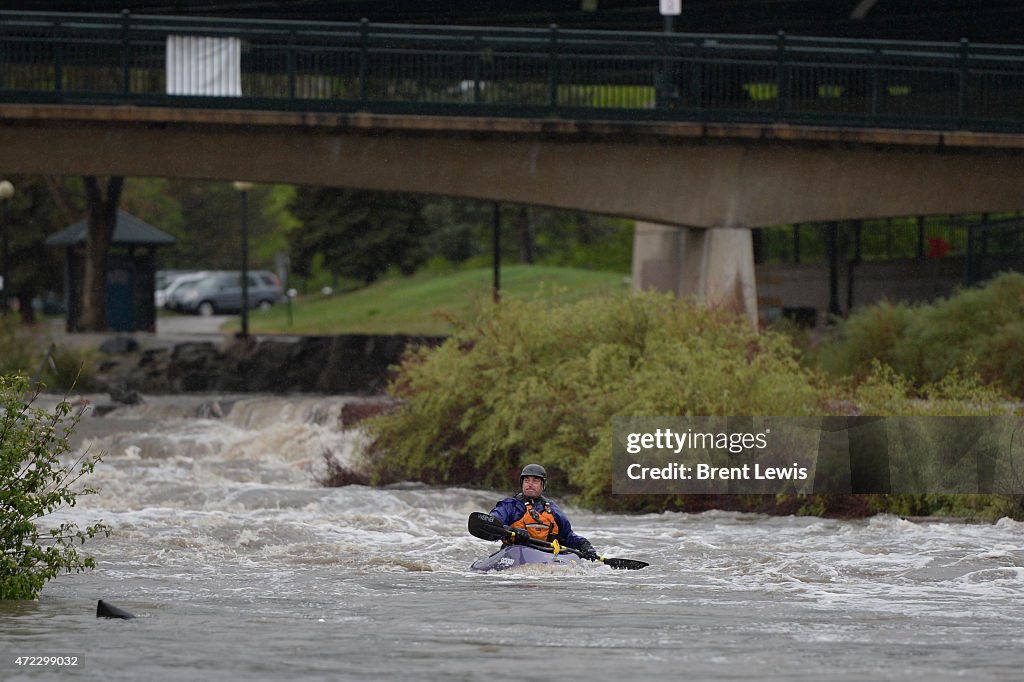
3 395 1022 681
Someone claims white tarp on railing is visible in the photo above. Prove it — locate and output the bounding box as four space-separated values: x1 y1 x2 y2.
165 35 242 96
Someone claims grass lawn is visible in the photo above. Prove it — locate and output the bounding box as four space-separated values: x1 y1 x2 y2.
226 265 629 336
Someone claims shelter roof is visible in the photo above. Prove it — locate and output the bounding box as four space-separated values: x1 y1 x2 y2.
45 210 176 247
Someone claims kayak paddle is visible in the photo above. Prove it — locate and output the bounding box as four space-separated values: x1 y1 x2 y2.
468 511 648 570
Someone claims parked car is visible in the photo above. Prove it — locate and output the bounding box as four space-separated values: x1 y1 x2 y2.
156 270 194 308
177 271 285 316
161 271 217 311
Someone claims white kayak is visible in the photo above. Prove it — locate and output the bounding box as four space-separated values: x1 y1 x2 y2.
470 544 587 572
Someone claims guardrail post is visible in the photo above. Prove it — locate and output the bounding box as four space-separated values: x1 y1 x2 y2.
656 32 673 109
776 31 787 117
472 33 482 104
121 9 131 96
359 18 369 105
53 18 63 97
869 46 881 123
690 37 703 115
958 38 970 128
548 24 559 114
287 29 297 100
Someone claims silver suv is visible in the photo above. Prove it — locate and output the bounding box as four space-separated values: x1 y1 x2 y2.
176 271 285 316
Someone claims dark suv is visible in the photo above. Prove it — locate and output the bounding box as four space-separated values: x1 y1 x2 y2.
177 271 285 316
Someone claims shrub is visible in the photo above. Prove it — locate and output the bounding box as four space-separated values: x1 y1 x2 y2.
0 375 110 600
814 301 912 378
0 319 34 377
364 292 825 508
362 290 1021 517
42 345 99 392
0 321 97 392
816 273 1024 397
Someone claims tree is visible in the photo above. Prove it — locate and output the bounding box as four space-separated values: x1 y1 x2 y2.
420 197 492 264
117 179 295 272
289 187 428 285
419 197 632 271
0 375 110 600
79 176 124 331
0 176 73 325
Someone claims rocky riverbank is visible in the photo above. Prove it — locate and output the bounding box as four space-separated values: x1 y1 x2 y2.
92 333 446 397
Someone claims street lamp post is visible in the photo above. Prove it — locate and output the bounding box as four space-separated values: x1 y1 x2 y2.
0 180 14 317
233 181 253 338
658 0 682 107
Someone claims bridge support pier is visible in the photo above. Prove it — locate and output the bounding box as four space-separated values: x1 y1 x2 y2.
631 222 758 327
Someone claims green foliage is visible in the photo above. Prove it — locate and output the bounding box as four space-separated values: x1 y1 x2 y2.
0 319 34 376
534 218 634 273
118 178 293 271
419 198 493 264
0 375 110 600
363 292 825 508
816 273 1024 397
361 289 1021 517
42 345 99 393
866 494 1023 522
836 361 1009 416
155 180 288 270
0 176 75 319
289 187 429 284
120 177 184 236
814 302 913 378
0 321 96 392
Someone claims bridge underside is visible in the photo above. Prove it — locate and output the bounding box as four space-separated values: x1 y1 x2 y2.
2 104 1023 323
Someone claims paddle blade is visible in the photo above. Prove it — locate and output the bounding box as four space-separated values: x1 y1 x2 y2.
468 512 510 542
96 599 135 619
602 558 649 571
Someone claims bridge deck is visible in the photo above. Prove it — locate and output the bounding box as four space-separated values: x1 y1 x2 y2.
4 103 1024 153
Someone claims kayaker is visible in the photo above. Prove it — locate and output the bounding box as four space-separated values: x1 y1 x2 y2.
489 464 600 561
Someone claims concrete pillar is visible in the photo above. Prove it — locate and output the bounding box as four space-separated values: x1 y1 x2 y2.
631 222 684 295
632 221 758 327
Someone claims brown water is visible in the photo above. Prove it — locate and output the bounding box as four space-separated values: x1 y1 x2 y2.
2 396 1023 681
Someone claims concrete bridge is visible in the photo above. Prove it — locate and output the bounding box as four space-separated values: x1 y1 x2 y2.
3 103 1023 322
3 12 1024 322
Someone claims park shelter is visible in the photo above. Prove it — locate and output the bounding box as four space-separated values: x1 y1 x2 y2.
45 210 175 332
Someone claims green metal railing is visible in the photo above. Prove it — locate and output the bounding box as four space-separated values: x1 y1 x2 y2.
2 10 1023 131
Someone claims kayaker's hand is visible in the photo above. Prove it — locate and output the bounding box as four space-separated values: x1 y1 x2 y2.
577 540 599 561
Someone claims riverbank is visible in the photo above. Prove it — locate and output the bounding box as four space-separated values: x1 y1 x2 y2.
13 316 442 396
67 330 444 396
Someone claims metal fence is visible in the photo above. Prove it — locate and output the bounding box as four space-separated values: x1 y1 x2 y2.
967 218 1024 284
1 10 1023 131
757 213 1024 266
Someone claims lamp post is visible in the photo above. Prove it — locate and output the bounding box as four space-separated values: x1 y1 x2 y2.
233 181 253 338
660 0 680 33
0 180 14 317
658 0 681 108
